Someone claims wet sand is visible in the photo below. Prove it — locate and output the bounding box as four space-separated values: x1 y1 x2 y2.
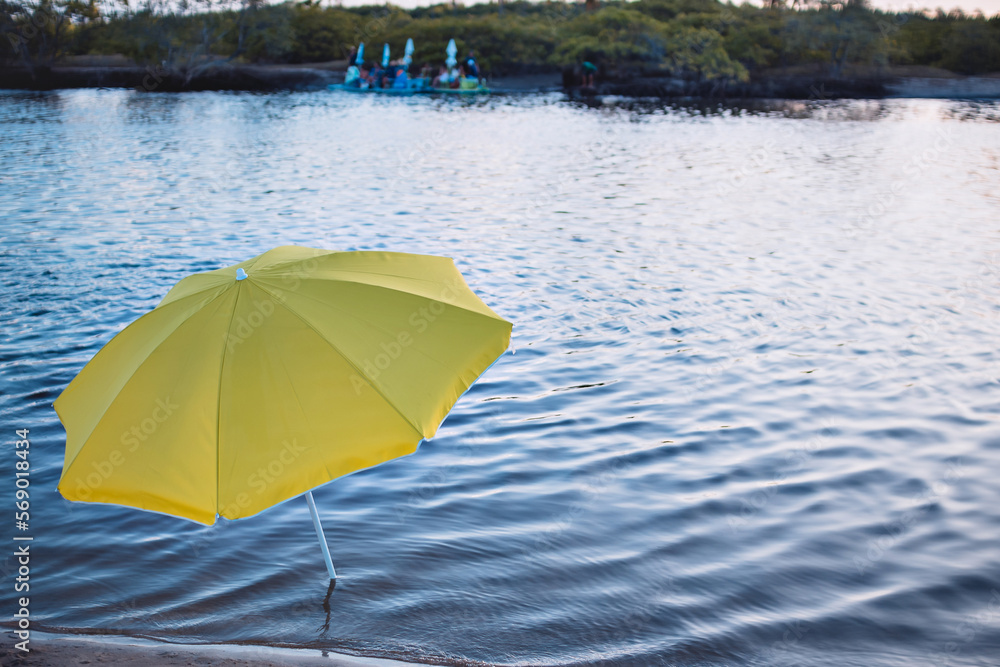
0 631 419 667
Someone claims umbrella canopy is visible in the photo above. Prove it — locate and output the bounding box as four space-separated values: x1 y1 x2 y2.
446 38 458 68
55 246 511 528
403 38 414 67
381 43 390 68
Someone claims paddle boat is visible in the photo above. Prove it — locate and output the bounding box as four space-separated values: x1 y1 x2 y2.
329 77 490 96
332 38 489 96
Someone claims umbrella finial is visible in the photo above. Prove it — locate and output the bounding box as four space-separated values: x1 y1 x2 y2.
236 268 248 281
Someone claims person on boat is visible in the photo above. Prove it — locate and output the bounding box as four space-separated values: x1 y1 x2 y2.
433 65 450 88
464 50 480 81
382 62 405 89
451 64 466 89
447 62 462 89
392 65 409 89
345 63 361 87
358 64 371 89
459 69 479 90
369 63 384 88
379 63 393 89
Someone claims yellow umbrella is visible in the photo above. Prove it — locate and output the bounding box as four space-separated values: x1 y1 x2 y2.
54 246 512 578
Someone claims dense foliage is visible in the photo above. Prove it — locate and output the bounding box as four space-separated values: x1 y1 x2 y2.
3 0 1000 83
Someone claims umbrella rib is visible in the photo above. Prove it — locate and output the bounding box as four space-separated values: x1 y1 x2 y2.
214 282 244 520
273 275 509 323
257 277 504 374
251 252 506 321
248 249 449 279
250 281 427 441
251 258 429 286
244 248 337 276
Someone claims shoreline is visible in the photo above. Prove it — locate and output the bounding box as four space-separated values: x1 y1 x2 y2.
0 630 426 666
1 63 999 99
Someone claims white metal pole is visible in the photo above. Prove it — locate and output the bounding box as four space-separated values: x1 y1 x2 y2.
306 491 337 580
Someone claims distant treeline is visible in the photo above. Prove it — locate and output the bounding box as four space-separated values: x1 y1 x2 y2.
3 0 1000 84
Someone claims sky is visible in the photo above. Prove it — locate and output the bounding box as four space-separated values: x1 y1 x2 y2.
868 0 1000 13
335 0 1000 16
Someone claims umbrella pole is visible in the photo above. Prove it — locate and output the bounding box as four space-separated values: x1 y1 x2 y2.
306 491 337 580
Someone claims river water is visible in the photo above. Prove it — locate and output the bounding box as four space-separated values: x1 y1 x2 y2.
1 90 999 666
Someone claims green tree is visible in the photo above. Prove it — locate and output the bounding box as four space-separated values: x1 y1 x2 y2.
1 0 92 70
552 7 668 66
666 24 748 81
938 19 1000 73
287 5 357 63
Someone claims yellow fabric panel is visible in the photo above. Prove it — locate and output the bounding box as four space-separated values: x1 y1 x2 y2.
253 276 511 439
58 288 235 524
158 246 327 308
249 248 507 323
158 269 239 308
54 285 230 469
246 245 328 273
217 281 421 520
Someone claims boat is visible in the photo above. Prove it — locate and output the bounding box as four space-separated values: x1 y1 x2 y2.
334 39 489 95
329 78 490 95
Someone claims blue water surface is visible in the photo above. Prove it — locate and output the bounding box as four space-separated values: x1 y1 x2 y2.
1 90 999 666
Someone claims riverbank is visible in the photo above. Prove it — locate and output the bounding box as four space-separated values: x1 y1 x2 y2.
2 60 999 98
579 65 1000 99
0 631 420 666
0 59 347 93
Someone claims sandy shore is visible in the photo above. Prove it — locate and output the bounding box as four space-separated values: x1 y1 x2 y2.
0 631 420 667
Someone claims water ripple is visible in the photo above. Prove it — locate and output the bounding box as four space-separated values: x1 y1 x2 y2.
1 91 999 666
